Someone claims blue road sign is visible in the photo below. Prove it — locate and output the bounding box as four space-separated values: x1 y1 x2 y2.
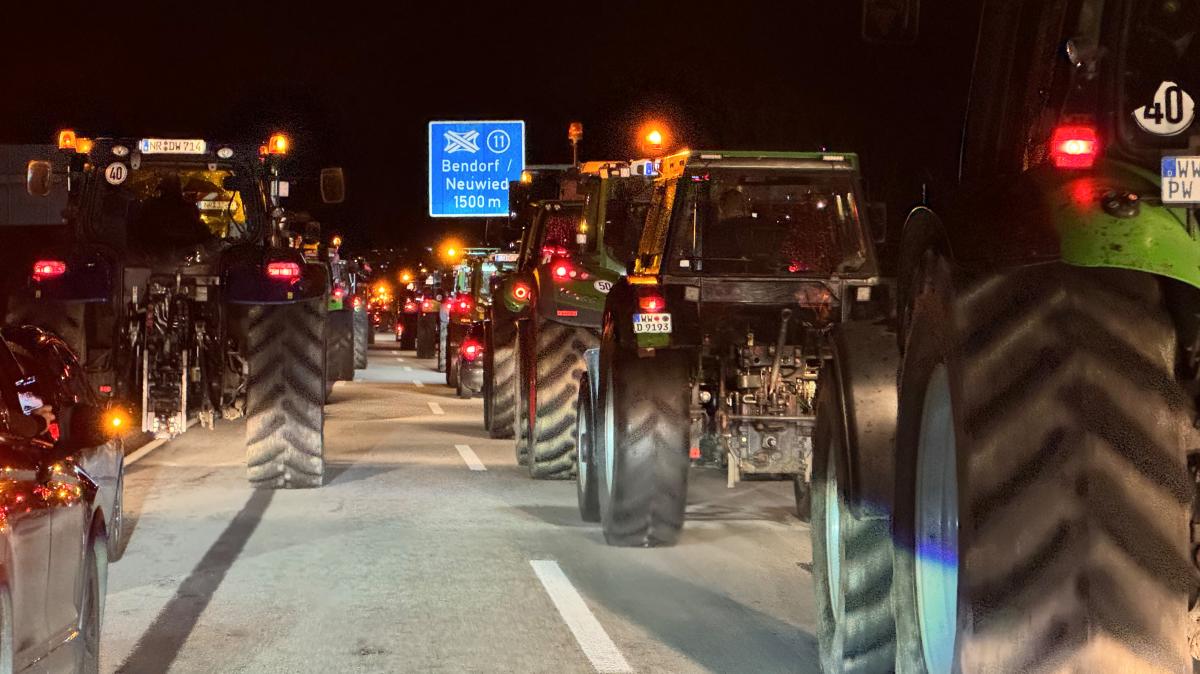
429 120 525 218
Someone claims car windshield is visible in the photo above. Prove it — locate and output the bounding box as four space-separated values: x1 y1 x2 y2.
93 164 258 249
667 168 868 275
1119 0 1200 151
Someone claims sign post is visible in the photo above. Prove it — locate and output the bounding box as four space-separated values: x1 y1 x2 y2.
428 120 525 218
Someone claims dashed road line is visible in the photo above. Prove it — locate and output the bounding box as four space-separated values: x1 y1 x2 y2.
530 561 632 673
413 380 424 388
404 366 413 372
428 401 444 415
454 444 486 471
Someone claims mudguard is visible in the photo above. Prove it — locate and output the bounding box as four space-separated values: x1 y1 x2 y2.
904 160 1200 293
828 319 900 519
222 246 328 304
532 261 619 329
27 246 114 303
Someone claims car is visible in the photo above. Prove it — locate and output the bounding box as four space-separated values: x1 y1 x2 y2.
0 330 123 672
454 323 486 398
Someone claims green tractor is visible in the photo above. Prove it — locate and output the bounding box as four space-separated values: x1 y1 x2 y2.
442 248 498 390
502 161 654 479
815 1 1200 671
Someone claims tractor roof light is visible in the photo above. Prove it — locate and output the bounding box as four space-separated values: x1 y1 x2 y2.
267 133 289 156
57 129 77 151
1050 123 1100 170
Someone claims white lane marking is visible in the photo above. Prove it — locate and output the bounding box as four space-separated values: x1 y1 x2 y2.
428 402 444 415
454 444 486 471
125 418 198 466
413 380 424 388
530 561 632 673
394 357 405 362
404 366 413 372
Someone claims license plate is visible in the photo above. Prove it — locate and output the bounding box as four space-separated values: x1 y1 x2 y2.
138 138 207 155
1161 156 1200 204
633 313 672 333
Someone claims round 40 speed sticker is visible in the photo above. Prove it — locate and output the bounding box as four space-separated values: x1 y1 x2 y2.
104 162 129 185
1133 81 1196 137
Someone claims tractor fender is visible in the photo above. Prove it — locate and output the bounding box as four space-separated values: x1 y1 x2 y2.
26 245 114 303
829 319 900 520
222 247 328 304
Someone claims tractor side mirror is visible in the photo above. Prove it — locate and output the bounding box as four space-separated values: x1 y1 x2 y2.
26 160 52 197
868 202 888 244
862 0 920 44
320 168 346 204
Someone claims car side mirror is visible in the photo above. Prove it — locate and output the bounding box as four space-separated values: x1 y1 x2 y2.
26 160 52 197
320 168 346 204
868 202 888 244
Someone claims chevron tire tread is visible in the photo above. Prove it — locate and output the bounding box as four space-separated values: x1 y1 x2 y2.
598 347 690 547
811 384 896 673
326 309 354 383
527 319 597 479
245 299 326 489
894 262 1196 673
353 308 368 369
488 321 516 438
514 324 532 465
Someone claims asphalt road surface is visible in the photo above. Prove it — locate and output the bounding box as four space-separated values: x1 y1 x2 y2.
101 337 818 673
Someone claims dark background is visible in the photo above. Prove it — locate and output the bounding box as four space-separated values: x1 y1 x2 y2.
0 1 981 252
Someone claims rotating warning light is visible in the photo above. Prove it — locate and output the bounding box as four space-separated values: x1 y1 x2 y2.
267 133 290 155
646 129 663 147
57 129 77 150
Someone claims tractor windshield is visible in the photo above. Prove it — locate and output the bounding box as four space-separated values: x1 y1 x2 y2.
1118 0 1200 151
667 168 868 276
91 164 260 251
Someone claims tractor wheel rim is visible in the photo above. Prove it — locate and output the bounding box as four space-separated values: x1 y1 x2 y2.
577 400 590 490
825 439 842 618
915 363 959 674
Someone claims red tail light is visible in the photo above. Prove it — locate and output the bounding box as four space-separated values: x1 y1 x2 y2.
403 300 418 313
32 260 66 281
638 294 666 312
266 261 301 280
332 284 345 299
421 299 433 312
455 297 473 314
512 282 531 302
460 339 483 362
1050 124 1100 169
352 296 363 310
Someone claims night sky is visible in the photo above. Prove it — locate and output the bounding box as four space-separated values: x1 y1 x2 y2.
1 1 979 253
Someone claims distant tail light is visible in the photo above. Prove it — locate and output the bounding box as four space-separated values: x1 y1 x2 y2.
32 260 67 281
266 261 301 281
352 296 363 310
1050 124 1100 170
332 284 346 300
454 296 473 314
403 300 418 314
421 299 434 312
460 339 484 362
638 294 666 313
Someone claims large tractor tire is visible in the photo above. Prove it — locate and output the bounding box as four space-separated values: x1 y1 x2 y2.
245 299 326 489
445 328 461 389
525 317 597 479
596 344 690 547
415 314 436 359
892 260 1195 673
513 322 532 465
352 308 369 369
811 384 895 673
326 309 355 386
486 319 516 439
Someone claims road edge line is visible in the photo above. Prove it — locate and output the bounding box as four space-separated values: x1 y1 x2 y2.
529 560 632 673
